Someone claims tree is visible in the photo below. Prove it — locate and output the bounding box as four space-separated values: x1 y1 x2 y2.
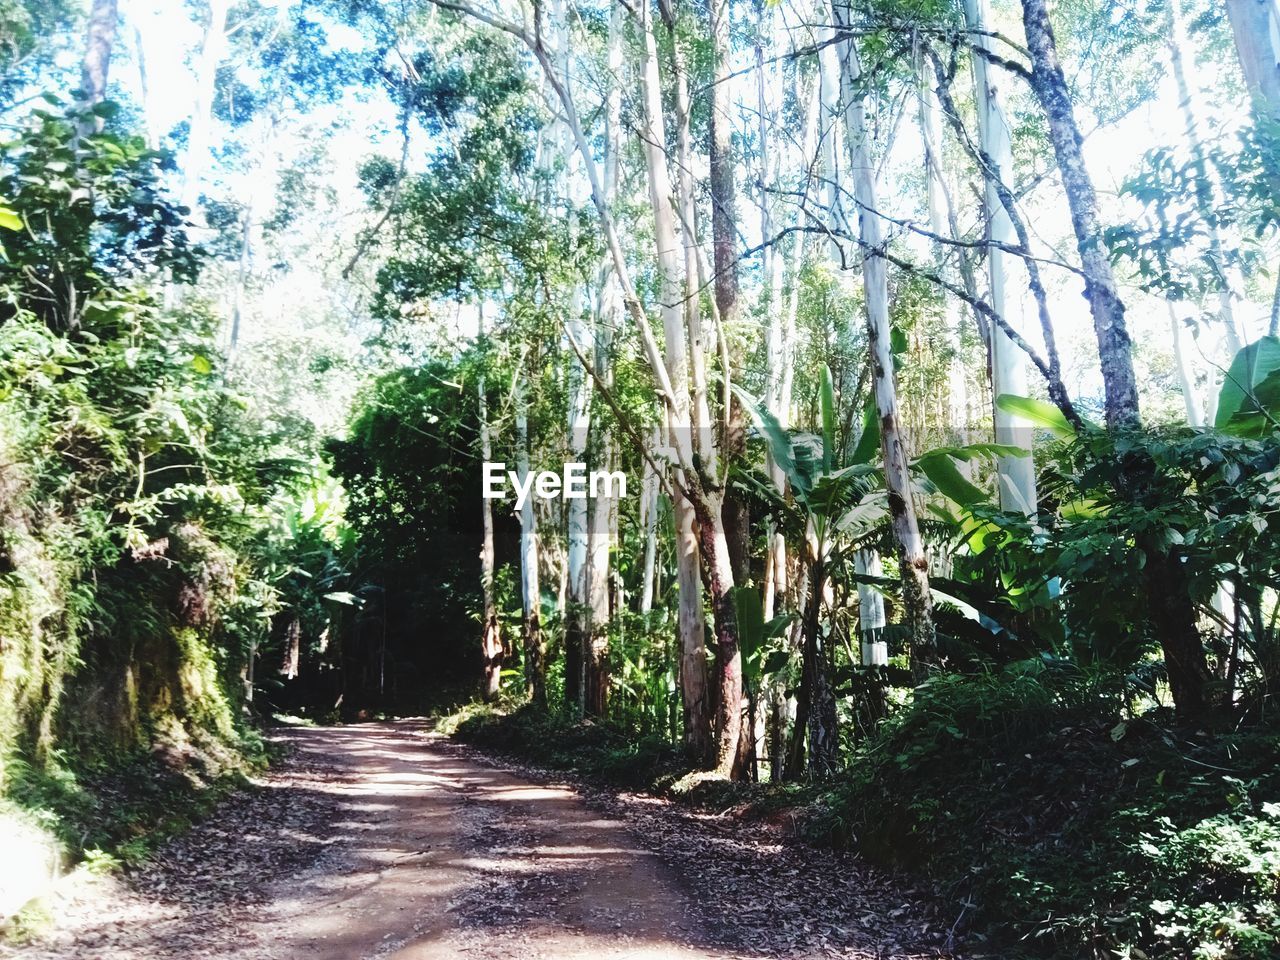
1018 0 1215 720
75 0 117 139
834 0 936 679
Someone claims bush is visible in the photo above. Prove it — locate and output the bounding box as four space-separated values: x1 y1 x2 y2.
818 663 1280 958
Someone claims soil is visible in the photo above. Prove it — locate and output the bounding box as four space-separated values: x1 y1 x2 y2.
2 721 954 959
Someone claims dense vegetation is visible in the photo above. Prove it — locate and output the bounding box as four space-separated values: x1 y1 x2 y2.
2 0 1279 958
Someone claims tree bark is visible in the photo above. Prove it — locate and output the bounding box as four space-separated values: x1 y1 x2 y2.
1167 0 1246 356
637 0 714 762
1020 0 1139 430
803 549 838 775
76 0 118 138
706 0 747 778
834 3 937 677
181 0 230 216
516 377 545 706
1020 0 1214 721
478 308 503 702
962 0 1038 512
1224 0 1280 126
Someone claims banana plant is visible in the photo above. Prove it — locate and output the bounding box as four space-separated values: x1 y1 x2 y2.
734 365 888 776
1216 335 1280 437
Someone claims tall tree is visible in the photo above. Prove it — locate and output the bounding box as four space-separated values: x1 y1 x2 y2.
515 374 545 705
835 1 936 679
76 0 118 139
962 0 1038 514
1224 0 1280 127
478 308 503 700
1019 0 1214 720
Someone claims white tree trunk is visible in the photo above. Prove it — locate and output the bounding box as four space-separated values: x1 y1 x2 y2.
639 428 660 617
1167 0 1247 354
478 306 502 701
917 51 970 453
516 376 544 703
1168 303 1205 428
835 9 936 674
963 0 1038 515
180 0 230 217
637 0 711 760
855 550 887 665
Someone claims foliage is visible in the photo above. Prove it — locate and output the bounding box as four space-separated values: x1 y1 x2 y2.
815 666 1280 959
0 102 200 331
0 106 339 871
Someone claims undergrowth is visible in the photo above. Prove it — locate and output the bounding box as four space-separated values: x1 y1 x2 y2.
445 665 1280 960
813 663 1280 959
445 700 818 814
3 729 268 869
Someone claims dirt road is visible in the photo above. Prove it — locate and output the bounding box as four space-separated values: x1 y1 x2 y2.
5 721 948 959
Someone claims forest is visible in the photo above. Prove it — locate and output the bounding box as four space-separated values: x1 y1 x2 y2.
0 0 1278 957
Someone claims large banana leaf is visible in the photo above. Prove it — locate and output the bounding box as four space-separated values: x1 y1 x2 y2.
994 394 1081 440
1215 336 1280 437
821 364 837 472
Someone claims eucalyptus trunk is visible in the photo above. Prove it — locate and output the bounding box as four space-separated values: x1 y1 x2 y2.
706 0 746 776
963 0 1038 513
835 6 937 677
1020 0 1214 721
180 0 230 216
1224 0 1280 127
76 0 118 138
516 378 545 706
478 309 502 702
638 0 712 762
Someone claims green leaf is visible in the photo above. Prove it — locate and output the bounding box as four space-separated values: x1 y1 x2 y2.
761 649 790 675
1215 336 1280 436
849 397 880 466
733 586 766 688
0 206 21 231
919 452 990 507
924 441 1031 462
995 394 1077 439
820 365 836 473
732 383 812 497
733 586 765 658
890 326 908 355
191 353 213 375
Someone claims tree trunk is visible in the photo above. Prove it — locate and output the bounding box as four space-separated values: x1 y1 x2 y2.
584 319 617 719
1167 303 1205 428
639 428 660 617
783 563 810 780
834 5 937 676
1020 0 1214 721
1020 0 1139 430
707 0 749 773
637 0 713 761
76 0 118 138
516 377 545 706
803 553 838 775
962 0 1038 512
917 49 971 460
1167 0 1246 355
180 0 230 216
478 308 502 701
1224 0 1280 126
